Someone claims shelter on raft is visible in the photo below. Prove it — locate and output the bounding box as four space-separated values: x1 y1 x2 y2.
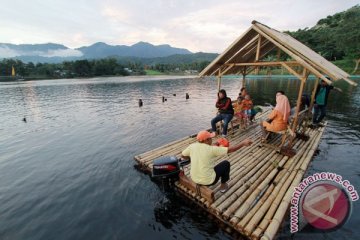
134 21 356 240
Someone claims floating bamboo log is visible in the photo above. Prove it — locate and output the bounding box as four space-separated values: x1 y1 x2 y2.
259 126 325 240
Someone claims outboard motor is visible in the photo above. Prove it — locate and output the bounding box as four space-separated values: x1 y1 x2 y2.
151 156 190 186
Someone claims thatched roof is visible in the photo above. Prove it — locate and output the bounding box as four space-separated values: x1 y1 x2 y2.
199 21 357 86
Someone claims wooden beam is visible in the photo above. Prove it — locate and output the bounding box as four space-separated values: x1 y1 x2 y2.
252 25 333 85
179 174 214 204
242 67 247 87
221 64 235 75
291 68 309 139
276 48 281 60
253 23 347 81
344 77 358 86
242 39 269 59
224 35 260 65
246 66 255 75
280 62 303 80
225 61 298 67
217 68 222 91
309 78 319 114
255 35 262 61
253 45 277 66
199 26 254 77
255 35 262 75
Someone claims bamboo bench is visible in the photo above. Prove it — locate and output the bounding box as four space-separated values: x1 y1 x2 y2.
179 174 215 204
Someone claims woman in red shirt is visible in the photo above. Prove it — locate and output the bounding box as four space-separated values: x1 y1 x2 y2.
211 89 234 137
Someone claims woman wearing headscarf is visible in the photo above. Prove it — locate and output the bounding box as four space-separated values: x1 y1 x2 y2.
261 94 291 138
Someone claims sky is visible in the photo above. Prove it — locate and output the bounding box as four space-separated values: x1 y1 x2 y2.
0 0 358 54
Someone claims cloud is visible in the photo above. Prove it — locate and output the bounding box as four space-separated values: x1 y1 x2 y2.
0 0 358 53
0 44 83 58
40 49 83 57
0 45 19 58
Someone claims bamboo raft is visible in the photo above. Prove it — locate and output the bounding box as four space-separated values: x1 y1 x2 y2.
134 108 327 240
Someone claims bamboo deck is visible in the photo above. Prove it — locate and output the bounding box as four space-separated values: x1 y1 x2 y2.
134 108 327 240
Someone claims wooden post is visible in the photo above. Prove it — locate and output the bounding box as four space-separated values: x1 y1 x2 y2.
255 35 261 75
276 48 281 60
309 78 319 114
217 68 222 91
242 67 246 88
291 68 309 138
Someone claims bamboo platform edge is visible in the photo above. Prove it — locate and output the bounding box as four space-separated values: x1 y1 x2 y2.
133 120 328 240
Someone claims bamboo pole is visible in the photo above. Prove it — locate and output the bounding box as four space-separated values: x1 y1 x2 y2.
224 35 260 65
226 159 278 222
231 155 288 221
242 134 313 235
259 128 324 240
251 25 333 85
230 135 303 227
241 67 247 88
280 62 302 80
221 153 280 218
217 69 222 91
213 148 277 210
238 184 275 235
140 138 197 164
308 78 319 114
255 34 261 74
215 149 274 207
225 61 298 67
137 136 195 160
248 131 321 239
290 69 309 146
276 48 281 60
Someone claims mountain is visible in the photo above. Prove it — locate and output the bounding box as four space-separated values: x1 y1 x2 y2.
0 41 193 63
76 41 192 59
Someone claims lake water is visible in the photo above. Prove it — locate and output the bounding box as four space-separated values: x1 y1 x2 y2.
0 76 359 240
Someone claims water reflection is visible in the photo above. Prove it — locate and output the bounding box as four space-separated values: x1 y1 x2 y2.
0 76 359 240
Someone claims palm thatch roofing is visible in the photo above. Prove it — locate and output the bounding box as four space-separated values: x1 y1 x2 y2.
199 21 357 86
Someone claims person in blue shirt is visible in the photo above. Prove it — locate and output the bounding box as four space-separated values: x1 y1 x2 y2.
312 79 342 126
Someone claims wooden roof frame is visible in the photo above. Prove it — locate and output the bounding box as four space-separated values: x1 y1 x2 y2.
200 21 357 152
199 21 357 87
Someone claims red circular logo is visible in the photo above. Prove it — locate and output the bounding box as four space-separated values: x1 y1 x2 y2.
301 183 350 230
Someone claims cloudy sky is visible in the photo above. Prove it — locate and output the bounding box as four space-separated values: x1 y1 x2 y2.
0 0 358 53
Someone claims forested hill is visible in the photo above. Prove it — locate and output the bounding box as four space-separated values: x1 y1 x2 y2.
287 5 359 61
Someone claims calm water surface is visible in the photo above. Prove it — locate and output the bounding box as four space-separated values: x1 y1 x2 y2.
0 76 359 240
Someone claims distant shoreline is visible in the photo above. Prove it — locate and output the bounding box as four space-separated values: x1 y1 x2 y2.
1 74 359 83
0 74 198 82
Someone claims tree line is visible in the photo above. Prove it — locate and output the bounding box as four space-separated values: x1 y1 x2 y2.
0 58 139 78
0 57 211 79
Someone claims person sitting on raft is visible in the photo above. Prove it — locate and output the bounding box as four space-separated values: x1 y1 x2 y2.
211 89 234 137
181 130 252 193
260 94 291 141
237 87 247 101
241 94 253 124
238 87 257 122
